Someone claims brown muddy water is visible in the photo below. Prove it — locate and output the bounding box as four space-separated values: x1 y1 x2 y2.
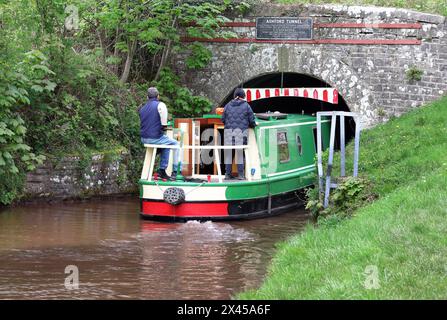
0 197 308 299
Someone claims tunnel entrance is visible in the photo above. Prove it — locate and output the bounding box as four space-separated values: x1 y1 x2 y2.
220 72 355 146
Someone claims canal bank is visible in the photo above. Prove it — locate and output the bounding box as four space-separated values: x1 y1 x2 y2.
238 96 447 299
19 147 138 203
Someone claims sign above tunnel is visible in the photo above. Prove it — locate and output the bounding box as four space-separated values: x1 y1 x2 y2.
256 17 313 40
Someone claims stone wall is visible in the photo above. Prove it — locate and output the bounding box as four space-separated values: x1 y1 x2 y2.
23 149 136 201
174 4 447 127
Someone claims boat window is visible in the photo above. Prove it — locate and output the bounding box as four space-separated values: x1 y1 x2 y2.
296 134 303 156
277 131 290 163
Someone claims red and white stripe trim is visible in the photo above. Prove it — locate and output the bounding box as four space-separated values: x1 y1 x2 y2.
243 88 338 104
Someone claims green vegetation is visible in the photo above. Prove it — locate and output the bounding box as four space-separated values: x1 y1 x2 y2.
406 66 424 82
239 96 447 299
0 0 244 204
306 176 377 223
274 0 447 16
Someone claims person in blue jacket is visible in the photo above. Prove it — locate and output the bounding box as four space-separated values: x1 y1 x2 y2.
221 88 256 180
139 87 179 181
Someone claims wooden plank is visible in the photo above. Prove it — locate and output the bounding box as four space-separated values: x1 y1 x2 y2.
141 147 153 180
213 124 218 175
214 146 223 183
192 121 198 175
148 147 157 182
221 21 256 27
315 23 422 29
181 37 421 45
189 22 422 29
175 118 192 176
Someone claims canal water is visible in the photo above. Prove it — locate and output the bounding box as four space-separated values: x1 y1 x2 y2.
0 197 308 299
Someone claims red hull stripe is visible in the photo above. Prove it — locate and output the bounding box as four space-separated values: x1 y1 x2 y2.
142 201 229 217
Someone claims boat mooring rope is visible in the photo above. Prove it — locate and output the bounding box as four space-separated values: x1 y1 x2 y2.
184 182 206 196
154 179 207 194
154 179 164 193
154 180 207 204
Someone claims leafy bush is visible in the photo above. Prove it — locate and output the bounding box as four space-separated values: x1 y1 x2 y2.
0 50 55 204
23 51 142 153
306 176 377 223
185 43 213 69
153 68 212 117
0 0 240 205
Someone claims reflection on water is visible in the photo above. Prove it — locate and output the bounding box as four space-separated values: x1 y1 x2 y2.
0 197 308 299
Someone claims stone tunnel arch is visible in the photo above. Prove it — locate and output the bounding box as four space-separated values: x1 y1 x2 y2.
176 46 377 126
174 4 447 128
220 71 350 114
220 71 356 144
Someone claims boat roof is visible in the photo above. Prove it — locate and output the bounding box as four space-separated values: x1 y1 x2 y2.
199 113 318 127
255 113 319 128
201 112 316 123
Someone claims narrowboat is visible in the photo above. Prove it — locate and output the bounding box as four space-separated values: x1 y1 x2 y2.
139 87 335 221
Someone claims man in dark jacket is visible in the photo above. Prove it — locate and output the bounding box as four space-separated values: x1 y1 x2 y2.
221 88 256 180
139 87 179 181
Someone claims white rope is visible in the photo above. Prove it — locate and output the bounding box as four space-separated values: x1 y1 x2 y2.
154 178 207 196
154 179 165 193
184 182 207 196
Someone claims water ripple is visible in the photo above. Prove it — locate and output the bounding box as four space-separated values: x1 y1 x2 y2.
0 197 308 299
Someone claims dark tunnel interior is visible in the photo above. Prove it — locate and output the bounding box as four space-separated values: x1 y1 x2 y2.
220 72 356 146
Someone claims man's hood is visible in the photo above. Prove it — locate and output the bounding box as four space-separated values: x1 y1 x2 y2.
229 99 246 107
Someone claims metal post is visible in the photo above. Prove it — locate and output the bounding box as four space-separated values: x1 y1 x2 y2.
324 114 337 208
316 114 324 197
316 111 361 208
353 116 361 177
340 115 346 177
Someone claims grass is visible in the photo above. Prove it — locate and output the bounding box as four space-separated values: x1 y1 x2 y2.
273 0 447 16
238 96 447 299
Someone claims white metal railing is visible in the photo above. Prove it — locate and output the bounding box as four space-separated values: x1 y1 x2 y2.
316 111 361 208
141 144 251 183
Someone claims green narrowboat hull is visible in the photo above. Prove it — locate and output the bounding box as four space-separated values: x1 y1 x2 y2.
139 114 331 221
